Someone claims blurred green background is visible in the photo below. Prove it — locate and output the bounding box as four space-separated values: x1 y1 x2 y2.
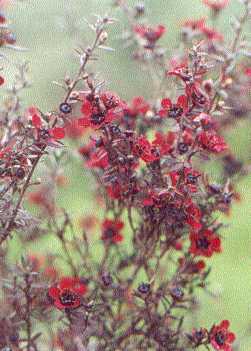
2 0 251 350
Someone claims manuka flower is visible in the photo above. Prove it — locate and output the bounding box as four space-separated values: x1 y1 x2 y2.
184 200 202 231
132 135 160 163
78 92 124 129
48 277 87 310
133 24 166 43
29 107 65 140
210 320 235 351
203 0 230 11
190 229 221 257
152 131 176 156
170 167 201 193
101 219 124 243
198 131 228 153
159 95 188 120
124 96 150 117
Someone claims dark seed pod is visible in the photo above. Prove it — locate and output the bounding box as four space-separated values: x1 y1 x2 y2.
0 12 6 24
186 174 198 184
170 286 184 300
59 102 72 114
138 282 150 294
5 32 16 44
102 272 113 286
15 167 26 179
9 332 19 344
134 3 145 16
178 142 189 154
95 137 104 147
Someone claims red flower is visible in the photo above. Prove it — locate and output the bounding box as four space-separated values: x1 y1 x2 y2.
124 96 150 117
210 320 235 351
48 277 87 310
49 127 65 140
186 83 210 107
185 200 202 231
100 91 122 110
0 75 4 86
190 229 221 257
65 119 85 139
0 12 6 24
170 167 201 193
106 183 123 200
183 17 224 41
29 107 65 140
78 93 124 129
203 0 229 11
200 25 224 41
183 18 206 31
159 95 188 120
101 219 124 243
132 135 160 163
179 257 206 274
152 131 176 156
133 24 166 43
244 67 251 78
86 149 109 169
198 131 228 153
31 113 42 129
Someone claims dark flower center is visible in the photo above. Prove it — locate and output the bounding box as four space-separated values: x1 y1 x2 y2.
215 331 226 346
138 282 150 294
178 142 189 154
134 144 147 156
90 112 106 125
59 290 78 306
196 237 210 249
168 207 187 222
195 330 204 341
168 105 183 118
59 102 72 114
171 287 184 299
186 174 198 184
104 227 116 239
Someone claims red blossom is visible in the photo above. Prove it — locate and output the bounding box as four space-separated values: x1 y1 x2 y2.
186 83 210 107
185 200 202 231
0 75 4 85
183 18 206 31
170 167 201 193
210 320 235 351
198 131 228 153
200 25 224 41
190 229 221 257
159 95 188 119
203 0 230 11
49 127 65 140
65 119 85 139
183 17 223 41
78 93 124 129
132 135 160 163
29 107 65 140
101 219 124 243
244 67 251 77
124 96 150 117
86 149 109 169
133 24 166 43
152 131 176 156
48 277 87 310
100 91 122 110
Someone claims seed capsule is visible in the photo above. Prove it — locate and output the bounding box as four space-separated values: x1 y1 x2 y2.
138 282 150 294
59 102 72 114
